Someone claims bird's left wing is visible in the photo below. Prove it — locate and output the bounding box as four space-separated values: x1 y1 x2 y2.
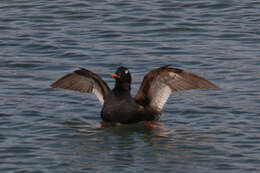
51 68 110 105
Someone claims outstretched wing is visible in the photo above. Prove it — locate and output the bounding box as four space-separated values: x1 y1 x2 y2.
51 68 110 105
135 65 219 112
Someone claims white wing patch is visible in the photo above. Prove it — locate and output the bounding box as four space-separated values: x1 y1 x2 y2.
136 66 218 113
150 84 172 112
93 88 104 105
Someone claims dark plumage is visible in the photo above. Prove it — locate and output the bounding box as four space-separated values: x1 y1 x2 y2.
51 65 219 124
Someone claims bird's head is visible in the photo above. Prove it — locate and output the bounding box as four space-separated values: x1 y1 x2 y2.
110 66 132 91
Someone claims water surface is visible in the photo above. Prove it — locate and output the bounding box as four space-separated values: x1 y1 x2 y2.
1 0 260 172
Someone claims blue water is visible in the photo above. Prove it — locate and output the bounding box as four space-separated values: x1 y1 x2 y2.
1 0 260 172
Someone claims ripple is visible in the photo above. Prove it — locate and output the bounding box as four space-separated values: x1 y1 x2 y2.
1 0 260 172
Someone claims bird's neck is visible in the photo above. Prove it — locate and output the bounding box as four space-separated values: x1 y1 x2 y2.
113 82 131 96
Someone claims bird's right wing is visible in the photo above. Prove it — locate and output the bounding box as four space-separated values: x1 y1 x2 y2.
135 65 219 112
51 68 110 105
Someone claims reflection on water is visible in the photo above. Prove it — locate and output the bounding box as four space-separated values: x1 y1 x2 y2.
59 119 215 171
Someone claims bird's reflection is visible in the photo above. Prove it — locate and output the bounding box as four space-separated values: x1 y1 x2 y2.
68 119 174 138
64 118 211 150
59 118 213 171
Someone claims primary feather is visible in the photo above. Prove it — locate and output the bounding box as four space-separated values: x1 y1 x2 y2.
135 65 219 112
51 68 110 105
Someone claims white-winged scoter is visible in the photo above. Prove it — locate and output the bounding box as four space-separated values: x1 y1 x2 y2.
51 65 219 124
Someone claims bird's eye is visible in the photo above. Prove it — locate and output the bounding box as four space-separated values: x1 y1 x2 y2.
125 70 128 74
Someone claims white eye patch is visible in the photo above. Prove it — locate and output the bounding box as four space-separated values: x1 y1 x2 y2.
125 70 128 74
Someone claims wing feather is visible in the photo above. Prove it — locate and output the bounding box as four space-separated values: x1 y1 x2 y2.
51 68 110 104
135 65 219 112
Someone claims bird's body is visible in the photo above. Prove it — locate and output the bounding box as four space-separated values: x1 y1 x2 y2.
101 91 157 123
51 65 219 124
